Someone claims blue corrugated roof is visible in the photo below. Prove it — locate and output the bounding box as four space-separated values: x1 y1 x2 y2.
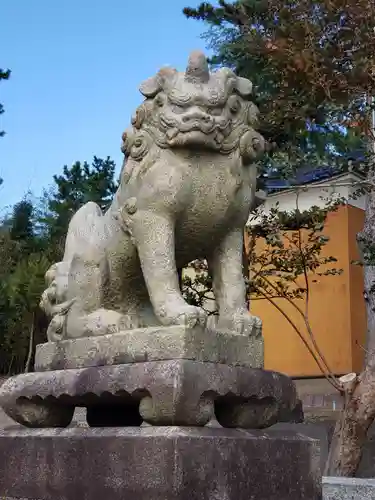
263 150 365 192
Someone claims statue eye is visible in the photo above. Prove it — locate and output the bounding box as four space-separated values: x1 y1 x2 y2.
211 107 223 116
154 94 165 108
171 103 185 114
228 95 241 114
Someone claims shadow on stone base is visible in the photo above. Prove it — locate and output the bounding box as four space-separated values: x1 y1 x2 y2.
0 427 321 500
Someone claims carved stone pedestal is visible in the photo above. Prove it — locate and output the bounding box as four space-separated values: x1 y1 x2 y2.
34 325 264 371
0 326 301 428
0 427 322 500
0 359 301 428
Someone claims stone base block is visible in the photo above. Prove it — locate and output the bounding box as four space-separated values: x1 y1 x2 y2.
0 360 301 428
34 325 264 371
323 477 375 500
0 427 321 500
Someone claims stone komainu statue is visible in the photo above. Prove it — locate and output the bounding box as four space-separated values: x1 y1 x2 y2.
40 51 265 341
0 51 299 434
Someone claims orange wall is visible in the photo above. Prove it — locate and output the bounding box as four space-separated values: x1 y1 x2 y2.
347 206 367 372
250 205 366 377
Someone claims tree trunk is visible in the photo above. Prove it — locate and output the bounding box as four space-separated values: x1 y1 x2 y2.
24 314 35 373
324 370 375 476
325 160 375 476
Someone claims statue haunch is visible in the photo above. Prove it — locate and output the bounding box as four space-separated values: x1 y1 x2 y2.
40 51 265 341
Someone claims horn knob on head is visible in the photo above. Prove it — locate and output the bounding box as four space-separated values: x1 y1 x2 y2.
185 50 210 83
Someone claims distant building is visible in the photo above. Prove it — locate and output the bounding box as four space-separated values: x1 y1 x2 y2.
250 166 367 377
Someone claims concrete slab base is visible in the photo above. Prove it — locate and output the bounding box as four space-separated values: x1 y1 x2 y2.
0 427 321 500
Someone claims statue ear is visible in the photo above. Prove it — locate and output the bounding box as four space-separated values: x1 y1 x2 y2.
139 67 177 98
235 77 253 98
139 76 162 98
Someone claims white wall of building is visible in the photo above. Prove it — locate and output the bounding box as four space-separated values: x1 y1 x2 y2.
249 173 365 224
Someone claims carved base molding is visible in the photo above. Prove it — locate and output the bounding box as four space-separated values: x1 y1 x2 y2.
0 360 301 429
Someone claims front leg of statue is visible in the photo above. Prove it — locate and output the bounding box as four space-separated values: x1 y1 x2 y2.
132 210 207 328
209 228 262 337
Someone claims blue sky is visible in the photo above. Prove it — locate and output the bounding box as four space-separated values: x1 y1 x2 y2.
0 0 209 210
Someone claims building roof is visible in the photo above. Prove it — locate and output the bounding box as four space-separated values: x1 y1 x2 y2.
262 152 366 194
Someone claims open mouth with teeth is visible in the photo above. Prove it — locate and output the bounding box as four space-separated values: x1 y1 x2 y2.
160 115 231 148
165 127 226 147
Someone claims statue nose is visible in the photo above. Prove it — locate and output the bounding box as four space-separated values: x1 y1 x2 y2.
182 110 211 123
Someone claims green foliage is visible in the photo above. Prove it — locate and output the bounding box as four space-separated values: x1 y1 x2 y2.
2 254 50 374
0 201 47 374
184 0 374 177
0 156 118 374
8 200 36 254
40 156 118 260
182 260 215 314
